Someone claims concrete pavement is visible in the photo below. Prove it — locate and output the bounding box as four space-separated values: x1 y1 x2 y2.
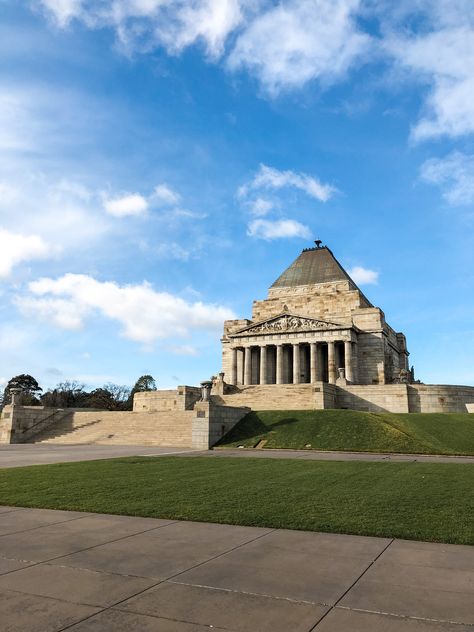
0 506 473 631
0 444 197 468
205 447 474 464
1 443 474 468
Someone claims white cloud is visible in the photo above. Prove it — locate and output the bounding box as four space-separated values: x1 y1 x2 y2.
240 165 331 243
36 0 373 94
39 0 85 28
383 2 474 140
171 208 207 219
0 229 55 278
0 174 109 269
152 183 181 205
0 84 112 249
247 218 311 240
37 0 246 58
33 0 474 145
249 197 274 216
348 265 378 285
228 0 371 95
420 151 474 205
16 273 235 344
239 164 337 202
103 193 149 217
155 0 244 59
103 183 189 218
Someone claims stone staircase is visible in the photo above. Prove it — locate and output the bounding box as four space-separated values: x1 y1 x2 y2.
215 384 318 410
30 410 194 446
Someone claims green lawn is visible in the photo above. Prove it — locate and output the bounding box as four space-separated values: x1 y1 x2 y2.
216 409 474 455
0 456 473 544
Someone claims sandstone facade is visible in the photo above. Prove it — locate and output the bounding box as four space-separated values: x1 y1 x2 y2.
222 244 409 387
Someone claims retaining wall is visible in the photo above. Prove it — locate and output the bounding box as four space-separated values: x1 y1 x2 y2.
214 382 474 413
191 402 250 450
0 406 102 444
133 386 201 412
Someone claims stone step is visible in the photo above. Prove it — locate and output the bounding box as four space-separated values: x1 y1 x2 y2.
31 409 195 446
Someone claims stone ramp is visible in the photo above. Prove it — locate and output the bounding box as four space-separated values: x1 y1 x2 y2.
31 410 194 447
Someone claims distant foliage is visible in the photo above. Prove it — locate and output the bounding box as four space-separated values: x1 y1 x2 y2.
40 381 88 408
4 374 156 411
128 374 157 409
132 375 157 392
2 374 43 406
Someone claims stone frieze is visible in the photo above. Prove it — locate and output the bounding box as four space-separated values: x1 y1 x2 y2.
231 314 342 337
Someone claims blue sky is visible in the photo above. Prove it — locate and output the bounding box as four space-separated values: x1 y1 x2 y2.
1 0 474 391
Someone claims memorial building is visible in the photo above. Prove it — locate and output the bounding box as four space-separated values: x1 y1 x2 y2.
222 242 411 388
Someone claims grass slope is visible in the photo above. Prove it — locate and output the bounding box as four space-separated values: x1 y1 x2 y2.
0 456 473 544
216 409 474 455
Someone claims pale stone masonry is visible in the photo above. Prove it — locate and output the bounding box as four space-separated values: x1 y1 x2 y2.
222 244 409 387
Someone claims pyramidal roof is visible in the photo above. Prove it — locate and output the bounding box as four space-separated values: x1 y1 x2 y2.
270 244 369 298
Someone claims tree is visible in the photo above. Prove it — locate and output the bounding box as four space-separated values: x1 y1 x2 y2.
132 375 157 392
103 383 131 410
2 374 42 406
128 374 157 409
41 381 87 408
85 388 117 410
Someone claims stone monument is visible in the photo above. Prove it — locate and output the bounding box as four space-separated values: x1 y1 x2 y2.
222 242 409 387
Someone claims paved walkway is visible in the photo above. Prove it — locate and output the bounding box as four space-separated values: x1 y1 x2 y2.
0 445 196 468
1 443 473 468
0 506 472 631
206 447 474 464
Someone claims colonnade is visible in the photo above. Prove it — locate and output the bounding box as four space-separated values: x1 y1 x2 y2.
230 340 356 386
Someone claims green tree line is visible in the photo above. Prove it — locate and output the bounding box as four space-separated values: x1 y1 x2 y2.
1 374 157 410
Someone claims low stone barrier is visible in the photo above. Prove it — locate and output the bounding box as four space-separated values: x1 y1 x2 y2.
191 402 250 449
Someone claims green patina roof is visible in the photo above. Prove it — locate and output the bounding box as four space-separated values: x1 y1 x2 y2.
271 245 358 289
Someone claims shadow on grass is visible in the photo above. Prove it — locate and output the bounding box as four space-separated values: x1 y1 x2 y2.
216 412 300 446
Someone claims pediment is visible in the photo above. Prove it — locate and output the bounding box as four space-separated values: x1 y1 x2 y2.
230 313 344 337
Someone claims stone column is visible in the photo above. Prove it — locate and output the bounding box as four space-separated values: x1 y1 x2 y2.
293 343 300 384
344 341 353 383
259 346 267 385
244 347 252 385
328 341 337 384
352 342 358 384
310 343 318 383
230 348 238 385
276 345 283 385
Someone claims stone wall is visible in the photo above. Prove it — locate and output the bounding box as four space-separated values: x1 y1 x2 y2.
337 385 410 413
408 385 474 413
313 383 337 409
0 390 249 448
133 386 201 412
252 280 367 323
357 332 386 385
191 402 250 450
216 382 474 414
0 405 103 444
0 406 14 443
